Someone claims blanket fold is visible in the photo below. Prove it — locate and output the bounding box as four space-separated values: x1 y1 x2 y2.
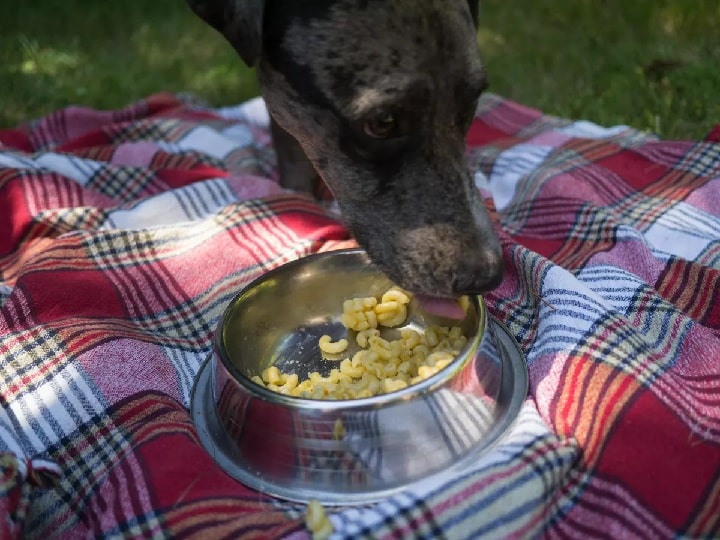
0 93 718 539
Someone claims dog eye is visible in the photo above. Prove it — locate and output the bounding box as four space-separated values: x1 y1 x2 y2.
343 110 415 164
363 112 400 139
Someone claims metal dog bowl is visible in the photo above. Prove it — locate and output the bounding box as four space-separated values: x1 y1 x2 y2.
191 248 527 505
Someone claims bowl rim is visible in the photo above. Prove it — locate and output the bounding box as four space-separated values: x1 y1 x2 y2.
213 248 487 411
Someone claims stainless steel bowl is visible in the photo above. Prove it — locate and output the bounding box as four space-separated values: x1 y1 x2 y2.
191 248 527 504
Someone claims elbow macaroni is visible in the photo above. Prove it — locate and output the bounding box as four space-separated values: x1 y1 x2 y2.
318 335 349 355
306 499 333 540
253 286 468 400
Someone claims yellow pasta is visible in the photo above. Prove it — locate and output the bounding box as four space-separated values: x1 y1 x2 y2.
306 499 333 540
261 366 283 385
252 286 468 400
356 328 380 348
333 418 346 440
381 288 411 304
318 335 349 355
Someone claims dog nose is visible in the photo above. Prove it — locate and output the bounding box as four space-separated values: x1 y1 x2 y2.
452 248 504 295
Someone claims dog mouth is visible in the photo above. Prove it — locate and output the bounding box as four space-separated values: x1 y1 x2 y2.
415 294 468 319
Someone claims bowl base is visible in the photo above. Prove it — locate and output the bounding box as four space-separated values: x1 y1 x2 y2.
190 314 528 505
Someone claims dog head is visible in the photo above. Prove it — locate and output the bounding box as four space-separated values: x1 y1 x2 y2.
188 0 503 298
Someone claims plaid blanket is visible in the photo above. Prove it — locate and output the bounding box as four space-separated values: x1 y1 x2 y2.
1 92 719 539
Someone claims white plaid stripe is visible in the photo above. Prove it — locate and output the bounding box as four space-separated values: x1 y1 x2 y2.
0 414 26 457
214 96 271 127
0 152 101 187
643 200 720 261
164 346 207 406
6 363 105 454
173 125 250 160
33 153 103 186
557 120 633 139
102 178 237 229
576 266 649 316
489 143 556 210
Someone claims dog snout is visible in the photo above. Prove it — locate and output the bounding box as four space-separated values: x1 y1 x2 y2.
383 221 504 298
452 246 504 295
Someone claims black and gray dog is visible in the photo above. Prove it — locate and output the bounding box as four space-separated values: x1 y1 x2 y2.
187 0 503 301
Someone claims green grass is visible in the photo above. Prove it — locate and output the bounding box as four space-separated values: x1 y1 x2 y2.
479 0 720 139
1 0 718 139
0 0 259 127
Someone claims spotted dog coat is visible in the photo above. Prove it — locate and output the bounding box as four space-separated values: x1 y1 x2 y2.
187 0 503 298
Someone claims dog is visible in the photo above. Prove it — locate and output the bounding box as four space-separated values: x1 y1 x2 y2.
186 0 503 302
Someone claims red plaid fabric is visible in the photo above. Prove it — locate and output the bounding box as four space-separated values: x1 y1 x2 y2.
0 92 718 539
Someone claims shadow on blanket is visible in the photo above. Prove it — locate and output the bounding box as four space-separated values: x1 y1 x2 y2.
0 92 719 538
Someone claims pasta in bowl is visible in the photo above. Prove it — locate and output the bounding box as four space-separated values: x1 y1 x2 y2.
252 286 471 399
191 248 528 505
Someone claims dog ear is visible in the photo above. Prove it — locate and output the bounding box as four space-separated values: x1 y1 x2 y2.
467 1 480 28
187 0 264 67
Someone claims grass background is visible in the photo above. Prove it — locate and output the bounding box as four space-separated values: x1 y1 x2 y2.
1 0 718 139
